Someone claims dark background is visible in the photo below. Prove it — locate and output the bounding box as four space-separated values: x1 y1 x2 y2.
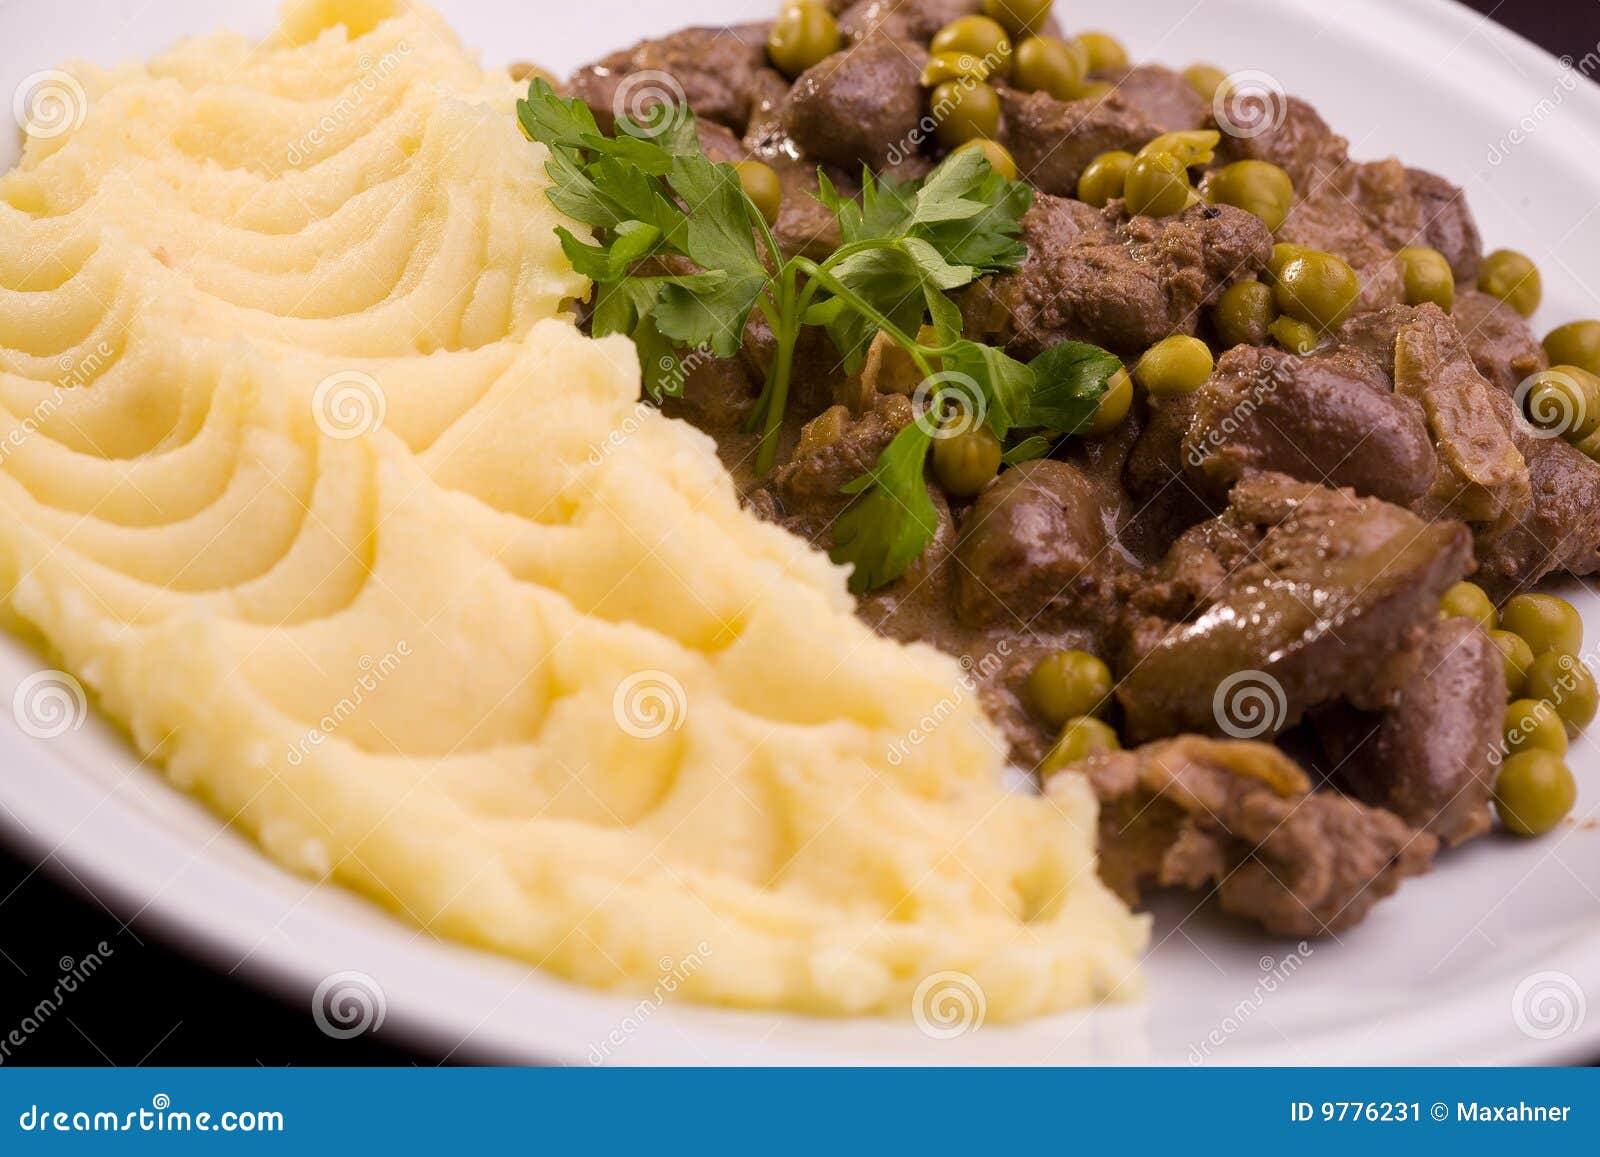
2 0 1596 1069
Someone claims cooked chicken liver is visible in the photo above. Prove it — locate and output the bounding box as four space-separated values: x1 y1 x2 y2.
567 14 1589 939
782 36 927 171
1067 735 1436 936
952 459 1116 628
1116 474 1473 742
567 24 772 134
1183 343 1436 507
1315 616 1503 846
960 194 1271 357
998 88 1162 198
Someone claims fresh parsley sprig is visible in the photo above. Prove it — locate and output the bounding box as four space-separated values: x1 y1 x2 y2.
517 79 1120 594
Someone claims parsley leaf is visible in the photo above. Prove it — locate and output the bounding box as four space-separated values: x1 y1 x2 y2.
519 79 1116 596
830 422 938 595
1022 341 1122 433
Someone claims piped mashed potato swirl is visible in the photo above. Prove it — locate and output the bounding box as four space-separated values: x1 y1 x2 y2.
0 0 1145 1018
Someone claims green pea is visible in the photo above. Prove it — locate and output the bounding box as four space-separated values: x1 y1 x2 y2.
1040 716 1121 777
1025 650 1115 729
1134 335 1214 398
1489 630 1535 698
921 50 995 87
931 15 1013 76
1077 150 1134 208
1574 425 1600 463
931 425 1003 497
1213 281 1277 348
1543 320 1600 377
1503 698 1569 758
1478 248 1542 318
733 161 782 226
1012 35 1083 100
1082 367 1133 434
1139 129 1220 170
767 2 840 78
1269 316 1320 355
1183 64 1228 102
930 80 1002 147
983 0 1054 36
1439 580 1497 629
1500 593 1584 656
953 138 1018 181
1494 750 1577 837
1396 245 1455 312
1524 651 1598 734
1271 248 1360 331
1523 366 1600 441
1077 31 1128 74
1124 151 1192 218
1207 160 1295 232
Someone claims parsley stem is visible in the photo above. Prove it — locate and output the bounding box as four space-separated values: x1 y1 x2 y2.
792 257 934 379
754 264 800 476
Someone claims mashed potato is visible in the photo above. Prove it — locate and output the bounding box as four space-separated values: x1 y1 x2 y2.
0 0 1145 1018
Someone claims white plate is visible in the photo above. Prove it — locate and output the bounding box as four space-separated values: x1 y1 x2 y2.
2 0 1599 1065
